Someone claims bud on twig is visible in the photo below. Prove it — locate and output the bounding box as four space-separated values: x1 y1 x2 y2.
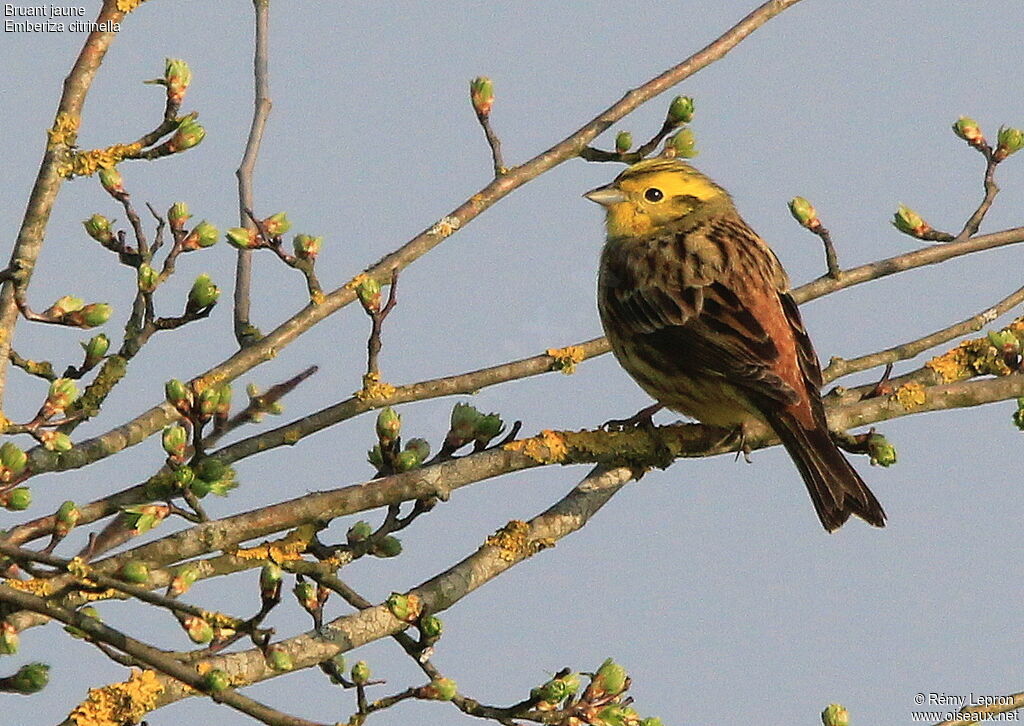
0 442 27 483
181 221 219 251
164 58 192 105
994 125 1024 162
821 703 850 726
168 202 191 232
225 227 261 250
356 276 381 314
892 204 931 237
665 128 697 158
292 234 322 260
470 77 494 118
2 487 30 512
167 116 205 153
81 333 110 367
788 196 820 230
952 116 985 146
261 212 291 237
187 274 220 313
666 95 695 125
83 215 116 247
97 166 125 197
137 264 158 293
615 131 633 154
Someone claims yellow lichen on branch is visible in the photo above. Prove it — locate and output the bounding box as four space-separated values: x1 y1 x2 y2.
927 319 1024 382
229 524 318 563
894 382 927 410
47 112 80 149
483 520 553 562
56 142 143 179
68 668 163 726
547 346 586 374
116 0 148 12
3 577 56 596
355 371 397 402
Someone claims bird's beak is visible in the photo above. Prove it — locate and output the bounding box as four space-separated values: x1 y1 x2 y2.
583 184 627 207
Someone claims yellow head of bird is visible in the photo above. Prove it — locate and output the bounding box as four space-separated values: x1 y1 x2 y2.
584 158 730 238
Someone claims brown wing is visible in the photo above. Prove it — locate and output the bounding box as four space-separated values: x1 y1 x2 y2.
599 216 806 406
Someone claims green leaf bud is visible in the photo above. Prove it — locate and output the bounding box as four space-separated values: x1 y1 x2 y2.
356 276 382 314
473 413 504 446
260 563 283 598
182 220 219 250
375 406 401 445
386 592 422 622
55 500 81 536
347 520 373 544
666 128 698 158
97 166 125 196
168 116 205 153
83 215 115 245
183 615 214 644
615 131 633 153
164 58 192 104
4 487 31 511
137 263 158 293
892 204 930 237
593 658 628 697
265 645 293 672
77 303 113 328
372 535 402 558
292 234 322 260
995 125 1024 161
866 433 897 467
367 444 385 470
394 449 422 472
39 431 73 453
293 581 317 611
8 663 48 694
351 660 371 685
469 76 494 117
187 273 220 311
404 437 431 463
788 196 820 230
81 333 110 365
0 621 19 654
421 677 457 701
162 424 188 460
168 565 200 597
449 402 481 444
225 227 260 250
49 295 84 316
119 560 150 584
168 202 191 231
0 442 28 478
821 703 850 726
261 212 291 237
667 95 695 124
201 668 230 692
952 116 984 144
420 614 443 639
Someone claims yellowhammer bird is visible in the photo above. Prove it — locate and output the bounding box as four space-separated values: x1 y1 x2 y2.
585 157 885 532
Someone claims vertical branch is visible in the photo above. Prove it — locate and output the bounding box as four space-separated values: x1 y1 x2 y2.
234 0 273 346
0 3 128 407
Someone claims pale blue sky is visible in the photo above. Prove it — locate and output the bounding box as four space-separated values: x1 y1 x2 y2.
2 2 1023 724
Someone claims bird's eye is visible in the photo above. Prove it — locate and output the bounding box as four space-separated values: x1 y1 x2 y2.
644 187 664 202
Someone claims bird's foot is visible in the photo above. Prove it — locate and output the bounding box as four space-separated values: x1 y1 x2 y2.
717 422 753 463
602 403 664 432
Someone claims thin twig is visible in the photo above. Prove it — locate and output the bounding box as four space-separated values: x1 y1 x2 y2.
955 146 999 241
234 0 273 346
823 283 1024 383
